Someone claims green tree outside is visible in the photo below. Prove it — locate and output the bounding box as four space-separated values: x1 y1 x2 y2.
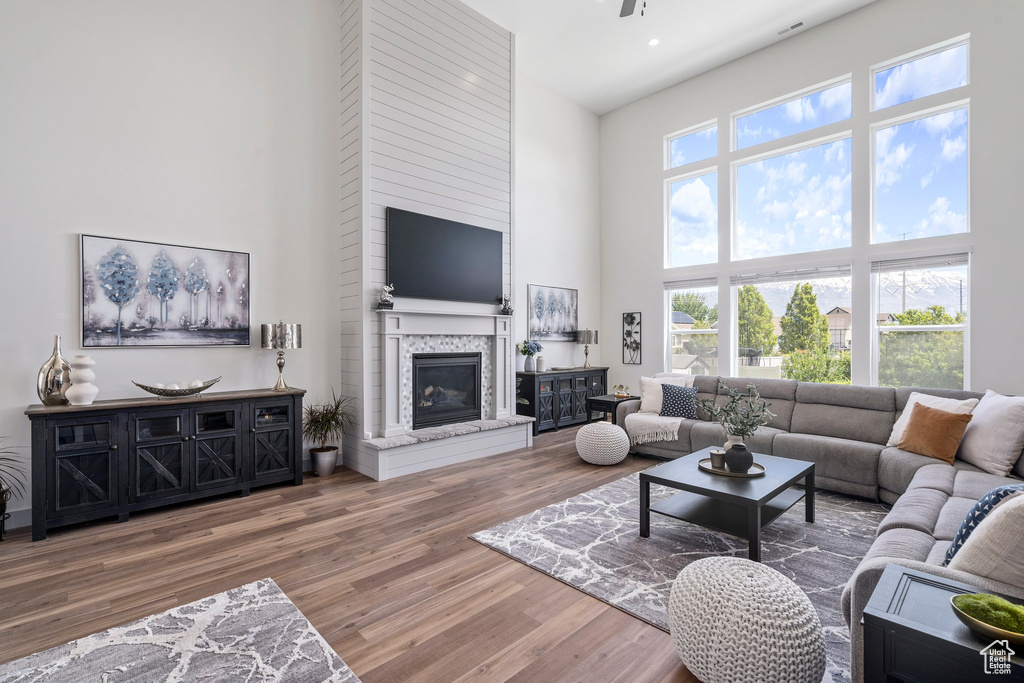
672 292 718 325
778 282 829 353
782 349 851 384
878 305 965 389
737 285 776 356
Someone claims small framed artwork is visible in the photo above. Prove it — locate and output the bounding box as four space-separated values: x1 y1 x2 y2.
623 312 641 364
528 284 579 341
81 234 250 347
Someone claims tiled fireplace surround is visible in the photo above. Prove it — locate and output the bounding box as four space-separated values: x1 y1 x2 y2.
364 310 532 453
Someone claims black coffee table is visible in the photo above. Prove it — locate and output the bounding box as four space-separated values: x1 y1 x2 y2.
639 447 815 562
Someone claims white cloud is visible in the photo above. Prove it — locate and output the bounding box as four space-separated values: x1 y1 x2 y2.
875 44 967 109
920 171 934 189
941 134 966 161
918 196 967 236
819 81 852 111
824 140 846 163
762 199 790 221
669 177 718 265
784 97 816 124
875 126 913 190
920 108 967 136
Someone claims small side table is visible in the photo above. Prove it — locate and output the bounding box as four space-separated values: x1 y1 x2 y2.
585 394 637 425
863 564 1024 682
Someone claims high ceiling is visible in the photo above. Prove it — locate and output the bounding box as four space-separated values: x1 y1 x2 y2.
461 0 878 115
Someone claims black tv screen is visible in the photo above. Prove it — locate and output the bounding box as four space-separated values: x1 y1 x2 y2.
386 208 503 304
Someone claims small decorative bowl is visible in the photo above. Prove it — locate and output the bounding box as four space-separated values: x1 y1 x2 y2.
133 377 222 398
951 595 1024 646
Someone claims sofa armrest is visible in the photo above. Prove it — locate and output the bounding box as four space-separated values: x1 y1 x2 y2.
844 557 1024 682
616 399 641 425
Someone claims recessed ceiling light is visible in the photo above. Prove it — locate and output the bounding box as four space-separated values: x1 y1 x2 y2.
648 38 660 46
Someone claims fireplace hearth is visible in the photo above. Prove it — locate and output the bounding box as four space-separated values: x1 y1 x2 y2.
412 353 482 430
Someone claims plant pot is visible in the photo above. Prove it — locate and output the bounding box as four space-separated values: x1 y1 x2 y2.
723 433 745 450
0 489 9 517
311 447 339 477
725 443 753 474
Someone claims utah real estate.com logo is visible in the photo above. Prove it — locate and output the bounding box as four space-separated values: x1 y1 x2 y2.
980 640 1015 675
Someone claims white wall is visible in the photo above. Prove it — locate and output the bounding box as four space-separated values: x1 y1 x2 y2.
0 0 342 525
600 0 1024 394
514 72 601 369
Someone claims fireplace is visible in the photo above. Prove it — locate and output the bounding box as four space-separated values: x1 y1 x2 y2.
412 353 482 430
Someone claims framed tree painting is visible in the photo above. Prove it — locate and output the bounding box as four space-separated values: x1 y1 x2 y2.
623 312 641 364
81 234 250 347
528 284 578 341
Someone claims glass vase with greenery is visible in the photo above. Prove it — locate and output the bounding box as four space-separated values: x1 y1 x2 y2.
696 380 774 443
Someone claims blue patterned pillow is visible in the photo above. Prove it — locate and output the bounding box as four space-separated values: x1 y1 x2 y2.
661 384 698 419
944 484 1024 565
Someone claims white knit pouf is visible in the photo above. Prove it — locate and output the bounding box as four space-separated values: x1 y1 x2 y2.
575 423 630 465
668 557 825 683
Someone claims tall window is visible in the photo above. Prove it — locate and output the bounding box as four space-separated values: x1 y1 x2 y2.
735 137 852 260
668 172 718 267
873 255 969 389
667 283 718 376
731 268 852 383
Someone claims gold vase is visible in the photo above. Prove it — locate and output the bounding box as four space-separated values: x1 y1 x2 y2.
37 335 71 406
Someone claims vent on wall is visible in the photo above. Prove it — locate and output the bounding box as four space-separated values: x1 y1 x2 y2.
777 21 804 36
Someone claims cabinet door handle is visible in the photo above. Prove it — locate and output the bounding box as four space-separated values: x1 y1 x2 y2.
110 444 118 451
182 437 189 442
250 428 257 433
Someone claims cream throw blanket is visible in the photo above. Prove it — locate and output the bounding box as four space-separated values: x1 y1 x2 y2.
624 412 683 445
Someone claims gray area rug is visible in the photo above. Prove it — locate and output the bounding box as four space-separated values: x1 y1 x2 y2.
471 471 889 683
0 578 360 683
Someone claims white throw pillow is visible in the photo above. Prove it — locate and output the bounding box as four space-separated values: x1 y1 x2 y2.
887 392 979 447
948 494 1024 588
958 390 1024 476
639 375 694 415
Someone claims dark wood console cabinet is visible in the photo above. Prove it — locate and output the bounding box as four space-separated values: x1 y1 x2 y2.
516 367 608 436
26 388 305 541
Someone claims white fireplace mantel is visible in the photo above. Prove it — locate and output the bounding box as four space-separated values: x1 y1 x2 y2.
377 309 513 438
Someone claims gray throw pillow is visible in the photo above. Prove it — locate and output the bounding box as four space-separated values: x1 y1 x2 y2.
948 494 1024 588
958 390 1024 476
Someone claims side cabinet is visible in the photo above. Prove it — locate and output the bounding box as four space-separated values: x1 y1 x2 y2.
516 368 608 436
28 388 305 541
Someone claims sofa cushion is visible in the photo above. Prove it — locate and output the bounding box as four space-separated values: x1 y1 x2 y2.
878 448 949 497
876 487 948 536
639 375 693 414
952 469 1021 500
772 432 882 489
943 484 1024 565
905 463 956 495
933 496 981 542
926 540 951 565
862 527 936 565
692 375 719 421
716 377 798 432
959 390 1024 476
948 494 1024 587
791 383 896 445
688 422 783 455
897 404 973 464
889 389 980 446
660 384 698 418
624 416 697 453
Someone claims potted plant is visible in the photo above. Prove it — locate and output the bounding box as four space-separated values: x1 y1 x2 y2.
697 380 774 473
517 340 543 372
516 377 529 406
612 384 631 398
302 391 355 477
0 438 26 518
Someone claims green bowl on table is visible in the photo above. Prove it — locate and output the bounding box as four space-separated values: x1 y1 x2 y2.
950 593 1024 646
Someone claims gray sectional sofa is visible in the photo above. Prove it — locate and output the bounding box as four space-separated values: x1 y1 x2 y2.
617 374 1024 682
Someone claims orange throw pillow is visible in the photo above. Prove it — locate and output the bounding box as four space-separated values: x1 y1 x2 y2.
898 403 974 464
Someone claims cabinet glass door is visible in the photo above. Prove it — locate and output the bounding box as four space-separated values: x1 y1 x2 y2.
252 401 294 481
130 409 189 503
48 417 119 518
193 406 243 490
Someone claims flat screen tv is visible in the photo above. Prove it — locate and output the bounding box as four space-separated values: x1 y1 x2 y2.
386 208 503 304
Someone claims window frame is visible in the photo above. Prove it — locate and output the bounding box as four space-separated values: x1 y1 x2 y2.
731 74 852 152
870 34 970 112
664 119 718 171
664 284 720 376
869 99 971 245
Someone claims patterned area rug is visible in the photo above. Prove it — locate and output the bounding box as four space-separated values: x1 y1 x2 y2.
0 578 359 683
471 471 889 683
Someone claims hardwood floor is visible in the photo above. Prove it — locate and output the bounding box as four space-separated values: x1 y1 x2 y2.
0 426 695 682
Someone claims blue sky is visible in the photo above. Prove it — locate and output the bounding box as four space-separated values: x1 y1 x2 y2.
875 43 967 109
735 138 852 260
669 126 717 168
668 173 717 266
737 81 851 149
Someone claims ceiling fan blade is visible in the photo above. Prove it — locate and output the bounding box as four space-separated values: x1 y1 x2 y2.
620 0 637 17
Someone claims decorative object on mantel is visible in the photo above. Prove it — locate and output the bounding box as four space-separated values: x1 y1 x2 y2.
576 328 599 368
132 377 222 398
302 391 355 477
697 379 774 473
517 340 542 372
81 234 250 348
261 321 302 391
612 384 631 398
535 356 546 372
499 294 513 316
0 438 26 522
528 284 578 341
64 355 99 406
37 334 71 405
623 312 641 365
376 283 395 310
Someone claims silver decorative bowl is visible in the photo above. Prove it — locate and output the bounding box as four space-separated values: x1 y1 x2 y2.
133 377 222 398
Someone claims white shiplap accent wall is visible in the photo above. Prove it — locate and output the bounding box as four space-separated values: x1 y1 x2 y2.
365 0 512 439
